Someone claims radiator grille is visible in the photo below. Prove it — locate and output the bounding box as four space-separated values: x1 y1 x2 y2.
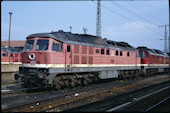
74 55 79 64
89 46 93 54
89 56 93 64
74 45 79 53
82 46 87 54
81 56 87 64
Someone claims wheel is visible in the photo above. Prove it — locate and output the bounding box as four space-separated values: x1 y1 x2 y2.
53 77 61 89
54 82 61 89
70 80 76 87
82 79 88 86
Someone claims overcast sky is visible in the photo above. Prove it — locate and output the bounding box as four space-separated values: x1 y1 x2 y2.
1 0 169 51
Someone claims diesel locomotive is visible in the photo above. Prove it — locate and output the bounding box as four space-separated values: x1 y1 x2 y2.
18 30 170 88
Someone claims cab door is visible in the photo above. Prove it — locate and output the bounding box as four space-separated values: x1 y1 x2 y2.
65 45 72 68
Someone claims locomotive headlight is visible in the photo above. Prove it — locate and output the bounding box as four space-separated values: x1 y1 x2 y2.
29 53 35 60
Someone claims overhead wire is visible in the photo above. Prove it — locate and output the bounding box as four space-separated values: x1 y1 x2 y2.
126 1 165 35
123 39 164 42
111 1 159 27
92 1 164 38
126 1 165 24
107 28 163 32
126 1 163 23
134 1 168 12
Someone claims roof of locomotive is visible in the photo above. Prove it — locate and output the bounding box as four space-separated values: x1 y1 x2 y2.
167 53 170 57
1 46 23 53
137 46 168 57
105 39 136 51
27 30 138 52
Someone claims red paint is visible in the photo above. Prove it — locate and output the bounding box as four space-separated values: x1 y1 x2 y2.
22 37 142 66
1 50 22 63
21 37 170 66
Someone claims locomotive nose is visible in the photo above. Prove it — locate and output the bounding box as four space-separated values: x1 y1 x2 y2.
29 53 35 60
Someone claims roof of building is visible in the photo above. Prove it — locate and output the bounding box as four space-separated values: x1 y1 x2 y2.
1 40 26 47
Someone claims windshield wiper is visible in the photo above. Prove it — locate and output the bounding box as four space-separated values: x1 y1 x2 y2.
39 45 47 54
41 45 47 52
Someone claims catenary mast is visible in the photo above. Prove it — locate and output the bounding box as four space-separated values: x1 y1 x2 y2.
169 0 170 53
96 0 101 38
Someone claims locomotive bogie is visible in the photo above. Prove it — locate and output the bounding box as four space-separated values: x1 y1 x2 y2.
51 72 99 89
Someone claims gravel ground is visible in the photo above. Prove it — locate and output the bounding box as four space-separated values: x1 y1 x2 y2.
1 74 170 111
66 80 170 112
118 86 170 112
1 81 21 90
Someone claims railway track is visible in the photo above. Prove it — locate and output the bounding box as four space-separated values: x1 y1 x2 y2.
114 85 170 112
107 85 170 112
1 88 29 96
145 97 170 112
2 74 170 112
1 87 54 98
66 81 170 112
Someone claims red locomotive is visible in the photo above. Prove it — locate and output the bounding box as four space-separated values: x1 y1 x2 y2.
137 47 170 75
18 30 170 88
1 47 23 64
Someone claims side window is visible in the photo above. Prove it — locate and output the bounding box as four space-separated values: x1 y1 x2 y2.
52 43 62 52
120 51 123 56
67 45 71 52
116 51 119 56
106 50 110 55
96 49 100 53
2 53 8 57
127 52 130 57
139 52 143 58
101 49 105 54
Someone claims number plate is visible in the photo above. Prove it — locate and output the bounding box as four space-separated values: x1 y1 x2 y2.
30 60 35 65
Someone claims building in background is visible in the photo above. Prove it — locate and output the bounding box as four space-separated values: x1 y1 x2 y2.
1 40 26 64
1 40 26 48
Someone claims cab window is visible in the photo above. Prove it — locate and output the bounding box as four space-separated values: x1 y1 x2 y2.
120 51 123 56
116 51 119 56
52 43 62 52
67 45 71 52
24 40 34 51
144 54 147 58
101 49 104 54
106 50 110 55
36 40 49 51
127 52 130 57
2 53 8 57
139 52 143 58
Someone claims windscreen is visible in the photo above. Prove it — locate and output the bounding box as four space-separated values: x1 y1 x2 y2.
24 40 34 51
36 39 49 51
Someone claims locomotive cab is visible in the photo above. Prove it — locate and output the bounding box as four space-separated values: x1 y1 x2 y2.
22 38 50 64
19 36 64 87
139 51 148 64
20 37 52 87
